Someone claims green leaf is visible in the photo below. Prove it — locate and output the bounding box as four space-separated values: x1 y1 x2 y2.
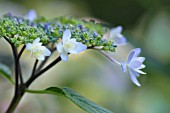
26 87 113 113
0 63 14 84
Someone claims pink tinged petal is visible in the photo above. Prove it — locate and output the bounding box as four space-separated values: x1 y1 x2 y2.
26 10 37 21
62 29 71 43
37 55 45 61
121 61 127 72
133 48 141 58
103 32 110 39
127 51 135 64
129 68 141 86
135 69 146 74
26 43 32 50
33 38 40 43
129 60 142 69
42 46 51 56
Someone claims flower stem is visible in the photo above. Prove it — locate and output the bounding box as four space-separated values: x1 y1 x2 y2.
26 57 61 87
4 37 25 113
5 85 25 113
99 50 121 65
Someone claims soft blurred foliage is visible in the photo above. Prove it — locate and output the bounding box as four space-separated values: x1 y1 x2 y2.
0 0 170 113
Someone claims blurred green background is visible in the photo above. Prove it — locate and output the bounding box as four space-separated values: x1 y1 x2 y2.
0 0 170 113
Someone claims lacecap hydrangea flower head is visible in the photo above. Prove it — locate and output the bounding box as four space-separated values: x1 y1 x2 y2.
0 12 146 87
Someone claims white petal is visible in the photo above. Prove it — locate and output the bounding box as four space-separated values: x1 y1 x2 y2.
135 69 146 74
33 38 40 44
26 43 32 50
56 43 69 61
42 46 51 56
129 68 141 86
56 42 65 53
60 53 68 62
121 60 127 72
65 39 87 54
129 60 142 69
62 29 71 44
64 38 77 53
37 55 45 61
127 51 135 64
26 10 37 21
75 42 87 53
137 64 145 69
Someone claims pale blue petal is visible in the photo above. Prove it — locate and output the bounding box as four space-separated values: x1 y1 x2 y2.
26 10 37 21
60 53 68 62
75 42 87 53
127 51 135 64
114 34 126 45
137 57 145 63
133 48 141 58
33 38 40 44
56 42 65 53
129 60 142 69
129 68 141 86
26 43 32 50
62 29 71 44
110 26 122 36
37 55 45 61
121 60 127 72
42 46 51 56
56 42 68 61
129 67 140 77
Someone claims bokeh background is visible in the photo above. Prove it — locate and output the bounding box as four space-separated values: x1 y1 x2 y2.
0 0 170 113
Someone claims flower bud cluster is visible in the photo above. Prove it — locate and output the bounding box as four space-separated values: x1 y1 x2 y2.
0 14 116 51
0 13 48 46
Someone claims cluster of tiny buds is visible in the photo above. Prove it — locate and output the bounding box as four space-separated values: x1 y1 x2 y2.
0 10 146 86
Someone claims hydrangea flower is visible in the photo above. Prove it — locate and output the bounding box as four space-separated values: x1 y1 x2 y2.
121 48 146 86
103 26 126 45
26 38 51 61
25 10 37 21
56 29 87 62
